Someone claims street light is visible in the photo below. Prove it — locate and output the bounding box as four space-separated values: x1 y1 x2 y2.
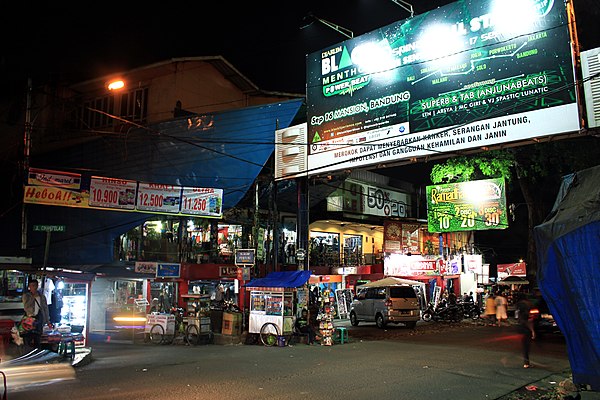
107 79 125 91
300 13 354 39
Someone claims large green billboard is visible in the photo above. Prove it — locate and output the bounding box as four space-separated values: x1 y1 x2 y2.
306 0 579 176
426 178 508 233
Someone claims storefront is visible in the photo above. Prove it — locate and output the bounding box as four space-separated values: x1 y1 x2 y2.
90 274 152 342
0 268 95 348
308 222 384 268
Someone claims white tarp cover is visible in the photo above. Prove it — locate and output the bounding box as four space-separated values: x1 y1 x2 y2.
534 164 600 390
358 277 425 288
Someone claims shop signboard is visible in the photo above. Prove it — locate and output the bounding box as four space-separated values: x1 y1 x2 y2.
426 178 508 233
235 249 255 266
28 168 81 189
384 254 438 276
89 177 137 210
23 169 224 219
156 263 180 278
236 267 251 281
463 254 483 273
135 262 157 274
306 0 579 176
136 183 182 213
497 262 527 278
33 224 66 233
329 179 411 218
220 266 238 278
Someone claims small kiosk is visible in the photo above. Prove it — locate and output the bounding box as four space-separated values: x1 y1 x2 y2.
245 271 310 345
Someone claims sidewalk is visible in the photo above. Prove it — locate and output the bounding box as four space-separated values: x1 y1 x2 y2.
496 369 600 400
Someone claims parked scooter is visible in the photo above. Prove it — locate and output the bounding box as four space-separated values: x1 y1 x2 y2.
459 301 481 320
421 300 462 323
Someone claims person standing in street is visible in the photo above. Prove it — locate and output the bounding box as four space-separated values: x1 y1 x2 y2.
484 291 497 326
515 292 535 368
495 291 508 327
22 279 51 349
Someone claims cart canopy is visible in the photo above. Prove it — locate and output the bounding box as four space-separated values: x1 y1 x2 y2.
244 271 311 290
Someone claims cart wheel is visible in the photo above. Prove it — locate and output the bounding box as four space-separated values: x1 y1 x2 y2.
260 322 279 347
149 324 165 345
185 324 199 345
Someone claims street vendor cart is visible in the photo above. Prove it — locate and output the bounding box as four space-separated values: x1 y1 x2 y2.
245 271 310 346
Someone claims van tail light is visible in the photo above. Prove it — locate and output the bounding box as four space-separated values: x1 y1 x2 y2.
384 299 392 307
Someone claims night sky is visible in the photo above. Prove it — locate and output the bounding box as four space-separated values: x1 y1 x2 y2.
2 0 599 96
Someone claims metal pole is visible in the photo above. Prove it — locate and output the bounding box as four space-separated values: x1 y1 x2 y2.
42 231 52 271
21 78 33 250
297 176 309 271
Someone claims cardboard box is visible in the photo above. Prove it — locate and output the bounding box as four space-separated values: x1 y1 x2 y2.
221 312 242 336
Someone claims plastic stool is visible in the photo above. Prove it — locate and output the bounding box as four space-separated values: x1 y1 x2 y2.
335 327 348 344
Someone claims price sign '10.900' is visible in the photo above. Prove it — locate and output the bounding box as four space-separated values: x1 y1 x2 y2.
89 177 137 210
426 178 508 233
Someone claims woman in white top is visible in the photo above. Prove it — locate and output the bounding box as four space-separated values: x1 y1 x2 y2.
494 292 508 326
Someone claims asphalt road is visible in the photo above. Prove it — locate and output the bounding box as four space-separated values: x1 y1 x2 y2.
2 320 584 400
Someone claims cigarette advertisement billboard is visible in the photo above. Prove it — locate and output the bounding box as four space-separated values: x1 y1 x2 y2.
426 177 508 233
306 0 579 176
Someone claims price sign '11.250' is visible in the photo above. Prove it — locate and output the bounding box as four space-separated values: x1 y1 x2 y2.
181 187 223 217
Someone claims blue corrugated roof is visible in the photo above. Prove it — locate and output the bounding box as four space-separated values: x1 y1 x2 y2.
26 99 304 266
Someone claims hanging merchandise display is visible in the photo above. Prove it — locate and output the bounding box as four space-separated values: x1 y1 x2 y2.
317 288 335 346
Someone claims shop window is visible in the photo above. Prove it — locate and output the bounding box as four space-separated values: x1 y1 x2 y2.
343 234 363 266
309 231 340 266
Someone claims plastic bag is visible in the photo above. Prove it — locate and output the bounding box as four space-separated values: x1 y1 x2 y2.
19 315 36 333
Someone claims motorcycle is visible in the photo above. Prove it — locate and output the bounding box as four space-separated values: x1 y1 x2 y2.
459 301 481 320
422 301 462 323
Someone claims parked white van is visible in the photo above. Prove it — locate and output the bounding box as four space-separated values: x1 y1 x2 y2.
349 278 423 329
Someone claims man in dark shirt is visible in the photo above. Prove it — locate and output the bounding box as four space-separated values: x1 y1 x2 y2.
295 309 318 344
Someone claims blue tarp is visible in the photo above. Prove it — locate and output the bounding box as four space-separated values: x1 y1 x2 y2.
534 164 600 390
24 99 304 266
245 271 311 289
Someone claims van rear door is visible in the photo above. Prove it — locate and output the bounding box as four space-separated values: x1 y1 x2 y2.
389 286 419 312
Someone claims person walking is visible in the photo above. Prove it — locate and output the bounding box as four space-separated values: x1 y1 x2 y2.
494 291 508 327
484 291 497 326
22 278 51 349
515 292 535 368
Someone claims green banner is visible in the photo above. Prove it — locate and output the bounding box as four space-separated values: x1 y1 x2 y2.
426 178 508 233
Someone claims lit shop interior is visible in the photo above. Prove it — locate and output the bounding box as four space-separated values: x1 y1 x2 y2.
118 219 244 264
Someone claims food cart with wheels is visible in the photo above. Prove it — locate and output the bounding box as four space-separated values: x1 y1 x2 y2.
244 271 310 346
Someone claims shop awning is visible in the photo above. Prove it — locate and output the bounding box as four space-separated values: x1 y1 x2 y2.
244 271 311 290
